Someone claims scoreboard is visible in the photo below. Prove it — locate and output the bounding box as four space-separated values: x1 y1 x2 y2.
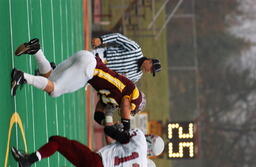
168 121 199 159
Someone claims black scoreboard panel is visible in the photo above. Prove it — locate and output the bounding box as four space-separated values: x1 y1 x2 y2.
168 121 198 159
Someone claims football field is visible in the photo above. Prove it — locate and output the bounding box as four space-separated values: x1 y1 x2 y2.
0 0 90 166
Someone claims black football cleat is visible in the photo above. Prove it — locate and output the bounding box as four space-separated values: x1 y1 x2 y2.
11 68 27 96
11 147 32 167
15 38 40 56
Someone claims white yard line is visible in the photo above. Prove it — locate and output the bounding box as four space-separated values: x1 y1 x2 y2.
50 0 59 135
25 2 37 167
64 0 72 139
70 1 78 139
50 0 60 165
39 0 51 166
59 0 67 139
8 0 19 159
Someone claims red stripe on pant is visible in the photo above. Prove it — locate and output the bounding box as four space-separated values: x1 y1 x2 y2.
37 136 104 167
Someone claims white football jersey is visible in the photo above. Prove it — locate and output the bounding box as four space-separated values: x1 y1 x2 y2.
98 128 148 167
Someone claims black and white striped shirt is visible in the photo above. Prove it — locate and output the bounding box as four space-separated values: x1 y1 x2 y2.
100 33 144 83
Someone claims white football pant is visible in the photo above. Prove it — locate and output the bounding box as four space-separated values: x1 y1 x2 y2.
49 50 96 97
24 49 96 97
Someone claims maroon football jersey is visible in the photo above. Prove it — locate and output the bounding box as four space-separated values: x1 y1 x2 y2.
88 56 142 112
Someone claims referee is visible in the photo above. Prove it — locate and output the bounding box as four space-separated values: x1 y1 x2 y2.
91 33 161 83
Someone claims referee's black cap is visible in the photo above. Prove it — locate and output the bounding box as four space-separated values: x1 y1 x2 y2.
151 58 161 77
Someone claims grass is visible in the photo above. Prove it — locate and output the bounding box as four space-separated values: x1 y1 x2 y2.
0 0 86 166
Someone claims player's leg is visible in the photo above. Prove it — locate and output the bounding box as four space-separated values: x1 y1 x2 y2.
11 68 54 96
44 136 103 167
15 38 53 78
11 136 103 167
11 58 89 96
33 49 53 78
48 50 96 97
11 50 96 97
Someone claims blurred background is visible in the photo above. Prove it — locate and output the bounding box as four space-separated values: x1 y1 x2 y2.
91 0 256 166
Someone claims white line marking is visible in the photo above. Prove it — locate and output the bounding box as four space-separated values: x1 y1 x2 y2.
50 0 59 134
8 0 19 161
25 2 37 167
63 1 69 165
65 2 69 56
8 0 14 66
59 0 67 139
65 2 73 140
50 0 60 165
70 1 78 139
39 0 50 166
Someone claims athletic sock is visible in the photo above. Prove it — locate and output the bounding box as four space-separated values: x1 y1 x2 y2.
24 73 48 90
36 151 42 161
34 49 52 74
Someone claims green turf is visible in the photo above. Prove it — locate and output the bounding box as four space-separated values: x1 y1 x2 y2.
0 0 86 166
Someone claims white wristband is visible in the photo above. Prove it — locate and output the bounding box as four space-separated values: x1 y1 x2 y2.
105 115 113 123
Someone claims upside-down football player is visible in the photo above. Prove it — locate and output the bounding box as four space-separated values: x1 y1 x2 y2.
11 114 164 167
11 38 146 132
